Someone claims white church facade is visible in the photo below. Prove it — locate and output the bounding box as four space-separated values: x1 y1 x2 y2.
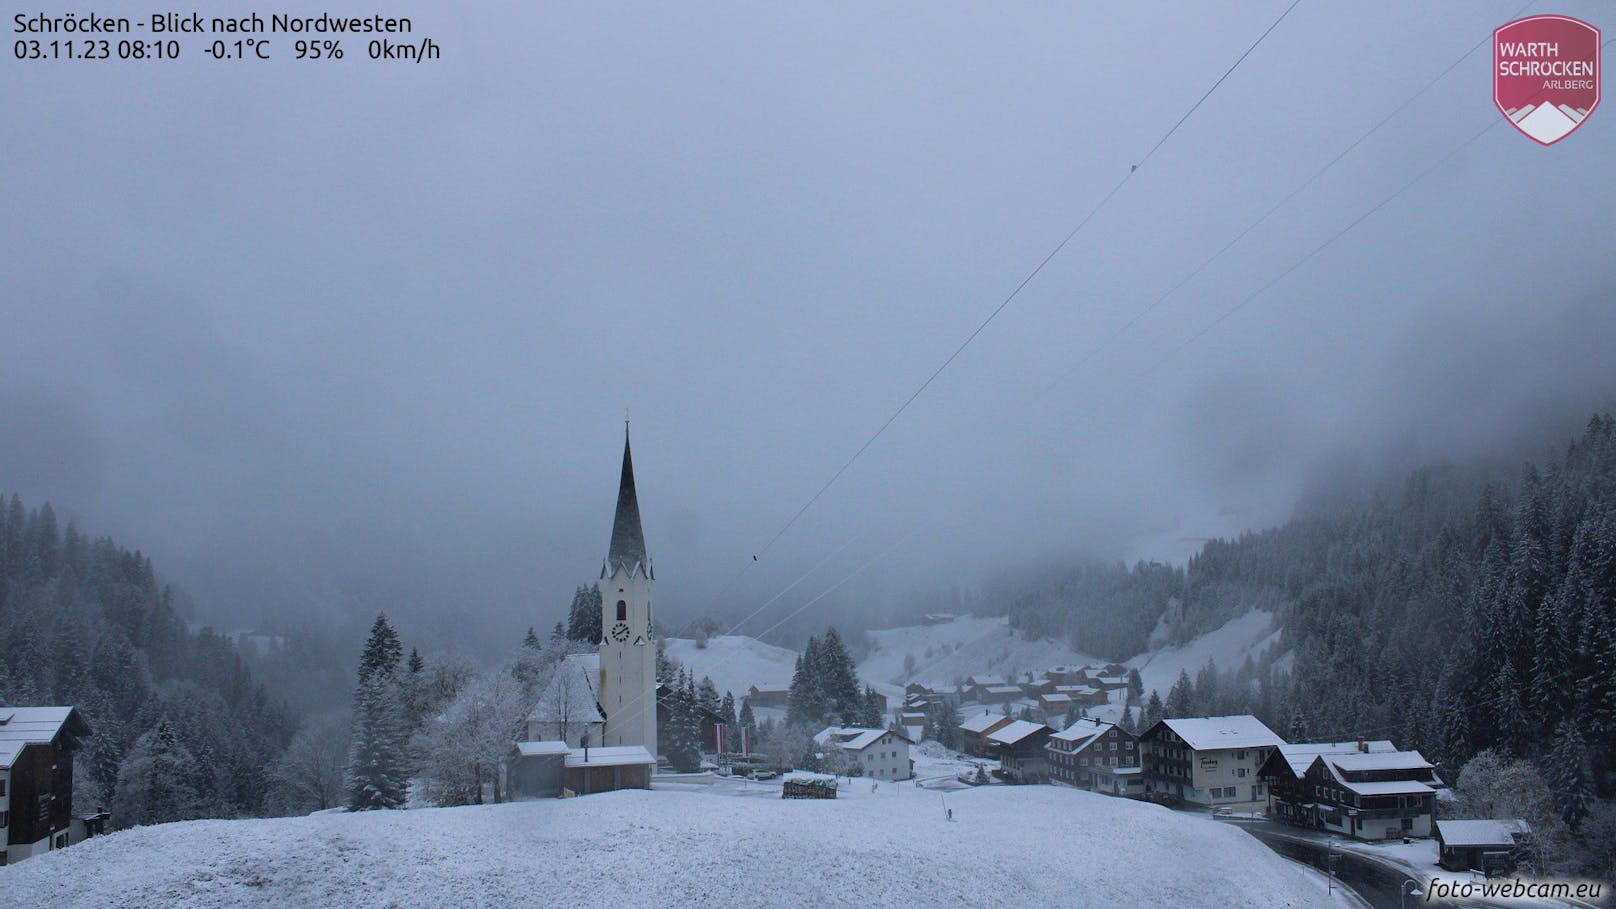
511 426 659 797
595 426 659 755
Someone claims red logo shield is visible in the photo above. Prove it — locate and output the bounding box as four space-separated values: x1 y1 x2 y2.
1494 15 1601 145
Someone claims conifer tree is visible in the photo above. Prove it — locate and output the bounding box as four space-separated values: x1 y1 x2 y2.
1142 690 1164 730
1165 670 1195 719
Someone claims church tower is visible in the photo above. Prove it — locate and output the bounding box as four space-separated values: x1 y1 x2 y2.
597 424 659 757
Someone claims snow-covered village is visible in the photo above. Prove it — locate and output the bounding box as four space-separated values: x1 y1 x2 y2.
4 3 1616 908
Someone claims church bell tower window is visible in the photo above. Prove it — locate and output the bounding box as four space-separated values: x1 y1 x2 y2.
616 600 627 622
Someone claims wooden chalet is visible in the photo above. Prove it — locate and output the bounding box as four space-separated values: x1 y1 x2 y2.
987 720 1053 783
1259 740 1441 841
1046 717 1140 796
0 706 94 865
959 711 1014 757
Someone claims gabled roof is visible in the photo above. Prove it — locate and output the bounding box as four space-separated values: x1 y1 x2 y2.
1436 819 1530 847
980 685 1022 695
959 712 1011 734
965 675 1007 687
1328 750 1434 774
1152 716 1283 751
1049 717 1113 751
815 726 912 751
1274 740 1397 776
603 428 650 579
0 706 92 769
986 720 1050 746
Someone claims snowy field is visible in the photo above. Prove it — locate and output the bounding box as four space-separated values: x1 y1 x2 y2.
663 634 799 699
0 781 1336 909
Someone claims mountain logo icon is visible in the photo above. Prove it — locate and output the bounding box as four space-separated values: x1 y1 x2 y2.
1494 15 1601 146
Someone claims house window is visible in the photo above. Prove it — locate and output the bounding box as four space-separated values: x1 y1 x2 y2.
1236 768 1248 778
1236 750 1247 760
0 810 7 828
0 779 5 796
616 600 627 621
55 833 68 849
1401 817 1414 831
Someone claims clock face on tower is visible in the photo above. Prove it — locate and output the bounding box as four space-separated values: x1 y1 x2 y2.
610 621 631 643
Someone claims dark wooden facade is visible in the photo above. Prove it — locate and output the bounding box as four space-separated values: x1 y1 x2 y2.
2 707 92 864
1048 723 1138 789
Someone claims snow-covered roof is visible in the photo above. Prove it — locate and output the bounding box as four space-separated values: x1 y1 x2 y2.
514 740 571 757
1040 693 1072 704
1328 750 1433 774
1156 716 1282 751
959 712 1010 734
0 706 89 769
965 675 1007 687
814 726 911 751
565 745 655 768
986 720 1049 746
1436 819 1530 847
1337 779 1434 797
529 654 604 725
1275 740 1396 776
981 685 1022 695
1050 717 1105 740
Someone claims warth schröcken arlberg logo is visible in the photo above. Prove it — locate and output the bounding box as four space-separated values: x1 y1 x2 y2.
1494 14 1601 145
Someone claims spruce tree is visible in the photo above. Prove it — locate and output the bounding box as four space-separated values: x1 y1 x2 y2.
1165 670 1195 718
346 672 411 810
1142 690 1164 730
358 613 404 684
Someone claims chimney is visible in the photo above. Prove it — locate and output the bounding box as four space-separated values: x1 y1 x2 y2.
1357 738 1366 753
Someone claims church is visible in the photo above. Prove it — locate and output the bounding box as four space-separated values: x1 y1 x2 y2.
510 425 660 797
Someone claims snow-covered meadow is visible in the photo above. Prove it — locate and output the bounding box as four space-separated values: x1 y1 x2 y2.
1 778 1335 908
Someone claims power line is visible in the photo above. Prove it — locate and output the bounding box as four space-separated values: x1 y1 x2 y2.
1042 0 1537 398
718 0 1305 591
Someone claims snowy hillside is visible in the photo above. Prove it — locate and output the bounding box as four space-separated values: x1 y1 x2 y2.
859 614 1099 688
1127 610 1281 702
664 634 799 699
0 782 1335 908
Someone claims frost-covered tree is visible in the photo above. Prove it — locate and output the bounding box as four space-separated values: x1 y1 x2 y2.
346 672 411 810
269 711 349 813
112 717 207 826
416 665 530 806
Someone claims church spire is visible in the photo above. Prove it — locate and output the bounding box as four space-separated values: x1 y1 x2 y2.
605 423 649 578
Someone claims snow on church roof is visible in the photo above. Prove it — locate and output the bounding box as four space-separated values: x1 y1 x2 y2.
529 654 604 724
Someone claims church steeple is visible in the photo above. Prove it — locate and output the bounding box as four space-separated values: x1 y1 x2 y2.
605 423 650 578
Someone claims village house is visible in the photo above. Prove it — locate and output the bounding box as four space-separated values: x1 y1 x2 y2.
814 727 913 780
1139 715 1283 811
959 711 1014 757
1055 684 1109 707
964 675 1022 704
0 706 96 865
898 711 927 743
1435 819 1531 874
1260 740 1441 841
1037 692 1072 719
1043 665 1088 686
1047 717 1141 796
745 684 791 709
987 720 1053 783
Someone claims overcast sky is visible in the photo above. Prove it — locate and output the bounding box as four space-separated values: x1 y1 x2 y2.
4 0 1614 651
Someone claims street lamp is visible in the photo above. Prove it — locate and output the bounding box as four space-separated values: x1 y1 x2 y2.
1401 879 1422 908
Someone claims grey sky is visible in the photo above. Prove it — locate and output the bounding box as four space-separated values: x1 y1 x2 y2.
4 0 1613 650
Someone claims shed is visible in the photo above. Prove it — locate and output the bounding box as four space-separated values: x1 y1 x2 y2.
508 740 570 799
563 745 656 795
1435 819 1529 873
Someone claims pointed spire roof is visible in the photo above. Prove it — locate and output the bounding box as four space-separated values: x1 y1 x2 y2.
605 424 650 578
